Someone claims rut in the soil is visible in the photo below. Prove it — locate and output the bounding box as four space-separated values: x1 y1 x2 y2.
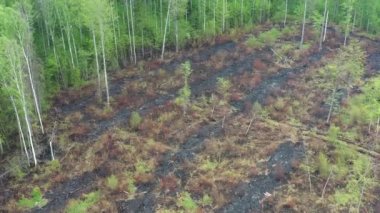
59 41 237 116
83 46 271 141
31 171 97 213
218 141 305 213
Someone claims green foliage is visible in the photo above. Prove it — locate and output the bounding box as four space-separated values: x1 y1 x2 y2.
318 152 330 178
175 61 192 109
200 194 213 206
175 85 191 107
258 28 281 44
246 36 264 49
106 175 118 190
18 187 47 209
200 159 218 171
127 177 137 194
327 125 340 145
135 160 152 174
177 192 198 212
129 111 142 130
181 61 192 81
216 77 231 100
47 160 61 173
333 154 375 208
66 191 101 213
273 98 286 111
314 137 375 208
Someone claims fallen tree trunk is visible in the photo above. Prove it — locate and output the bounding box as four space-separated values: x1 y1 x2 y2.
263 119 380 158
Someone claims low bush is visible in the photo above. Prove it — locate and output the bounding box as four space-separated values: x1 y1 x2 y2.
129 111 142 130
66 191 101 213
106 175 118 190
246 36 264 49
18 187 47 209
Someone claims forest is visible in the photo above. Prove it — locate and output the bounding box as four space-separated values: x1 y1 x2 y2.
0 0 380 212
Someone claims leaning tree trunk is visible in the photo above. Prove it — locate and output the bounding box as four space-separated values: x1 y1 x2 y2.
319 0 328 50
21 45 45 134
161 0 172 60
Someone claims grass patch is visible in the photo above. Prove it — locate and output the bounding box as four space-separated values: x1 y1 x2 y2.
18 187 48 209
66 191 100 213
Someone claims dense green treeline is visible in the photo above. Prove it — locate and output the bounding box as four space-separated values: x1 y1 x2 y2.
1 0 380 165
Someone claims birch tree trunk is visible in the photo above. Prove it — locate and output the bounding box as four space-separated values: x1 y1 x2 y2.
11 96 30 164
300 0 308 49
129 0 137 64
161 0 172 60
99 22 110 107
319 0 328 50
92 30 102 101
20 44 45 134
284 0 288 27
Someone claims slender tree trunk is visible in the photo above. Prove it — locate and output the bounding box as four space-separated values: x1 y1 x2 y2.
300 0 307 49
161 0 172 60
326 88 335 123
245 115 255 135
125 0 133 63
71 29 79 67
129 0 137 64
366 19 370 32
23 102 37 166
20 45 45 134
65 24 76 68
11 96 30 165
204 0 207 31
214 0 218 35
240 0 244 25
7 46 30 164
100 23 110 107
92 30 102 101
222 0 225 32
111 8 119 59
160 0 163 33
175 0 179 53
319 0 328 50
323 11 329 42
142 29 145 57
284 0 288 27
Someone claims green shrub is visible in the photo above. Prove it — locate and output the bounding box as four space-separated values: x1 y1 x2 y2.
135 160 153 174
216 77 231 100
129 111 142 129
175 61 192 111
175 84 191 106
333 154 375 207
200 194 213 206
318 153 330 178
258 28 281 44
200 159 218 171
47 160 61 173
246 36 264 49
177 192 198 212
327 125 340 145
66 191 100 213
106 175 118 190
18 187 47 209
273 98 286 111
